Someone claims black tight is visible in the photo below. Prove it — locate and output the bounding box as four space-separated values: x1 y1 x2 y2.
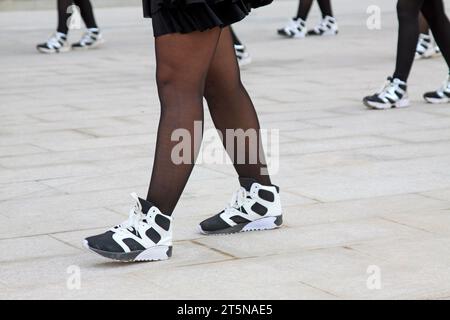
57 0 98 34
146 27 271 215
296 0 333 20
419 12 430 34
230 27 242 46
393 0 450 81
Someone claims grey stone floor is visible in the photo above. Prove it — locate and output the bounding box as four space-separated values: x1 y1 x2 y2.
1 0 450 299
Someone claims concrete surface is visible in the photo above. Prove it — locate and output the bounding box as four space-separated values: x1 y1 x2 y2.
1 0 450 299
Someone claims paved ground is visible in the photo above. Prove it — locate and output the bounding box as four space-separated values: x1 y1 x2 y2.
1 0 450 300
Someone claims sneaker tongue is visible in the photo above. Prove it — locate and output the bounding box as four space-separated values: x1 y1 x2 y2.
138 197 154 214
239 177 258 192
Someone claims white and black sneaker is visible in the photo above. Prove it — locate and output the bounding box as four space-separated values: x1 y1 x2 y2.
84 193 172 262
72 28 104 50
36 32 70 54
424 75 450 104
415 33 436 60
277 18 307 38
198 178 283 235
363 77 409 110
307 16 338 36
235 44 252 67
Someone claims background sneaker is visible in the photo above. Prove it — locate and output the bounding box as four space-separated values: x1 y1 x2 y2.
424 75 450 104
277 18 307 38
72 28 104 50
235 44 252 67
198 178 283 235
307 16 338 36
84 193 172 262
36 32 70 54
415 33 435 60
363 77 410 110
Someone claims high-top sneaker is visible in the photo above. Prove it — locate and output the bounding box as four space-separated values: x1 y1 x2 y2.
84 193 172 262
423 75 450 104
307 16 338 36
72 28 104 50
235 44 252 67
198 178 283 235
415 33 435 60
363 77 409 110
36 32 70 54
277 18 307 38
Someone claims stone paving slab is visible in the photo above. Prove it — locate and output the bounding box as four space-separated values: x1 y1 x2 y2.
1 0 450 299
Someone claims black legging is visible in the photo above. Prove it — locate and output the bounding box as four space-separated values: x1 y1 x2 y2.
296 0 333 20
57 0 98 34
393 0 450 81
146 27 271 215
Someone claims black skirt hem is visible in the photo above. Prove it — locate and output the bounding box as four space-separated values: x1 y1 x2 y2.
144 0 252 37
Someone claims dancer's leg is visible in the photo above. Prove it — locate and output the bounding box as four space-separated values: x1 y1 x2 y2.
230 27 242 46
73 0 98 29
393 0 424 82
146 28 222 215
421 0 450 67
317 0 333 18
57 0 74 34
296 0 314 20
204 27 271 186
419 12 430 34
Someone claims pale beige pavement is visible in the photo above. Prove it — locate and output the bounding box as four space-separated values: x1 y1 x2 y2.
1 0 450 299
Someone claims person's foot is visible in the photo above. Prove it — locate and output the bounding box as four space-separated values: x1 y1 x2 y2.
198 178 283 235
84 193 172 262
307 16 338 36
415 33 435 60
277 18 307 38
423 75 450 104
71 28 104 50
235 44 252 67
363 77 409 110
36 32 70 54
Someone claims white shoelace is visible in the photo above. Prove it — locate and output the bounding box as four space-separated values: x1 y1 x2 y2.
225 187 248 214
378 80 402 99
47 33 65 49
115 193 146 233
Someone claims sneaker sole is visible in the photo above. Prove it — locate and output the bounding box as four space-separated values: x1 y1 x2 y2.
37 46 71 54
198 215 283 235
415 49 435 60
277 30 306 39
83 240 172 262
363 98 410 110
72 38 105 50
424 96 449 104
307 30 339 36
415 49 439 60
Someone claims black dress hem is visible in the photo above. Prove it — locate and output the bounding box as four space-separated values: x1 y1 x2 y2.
143 0 252 37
